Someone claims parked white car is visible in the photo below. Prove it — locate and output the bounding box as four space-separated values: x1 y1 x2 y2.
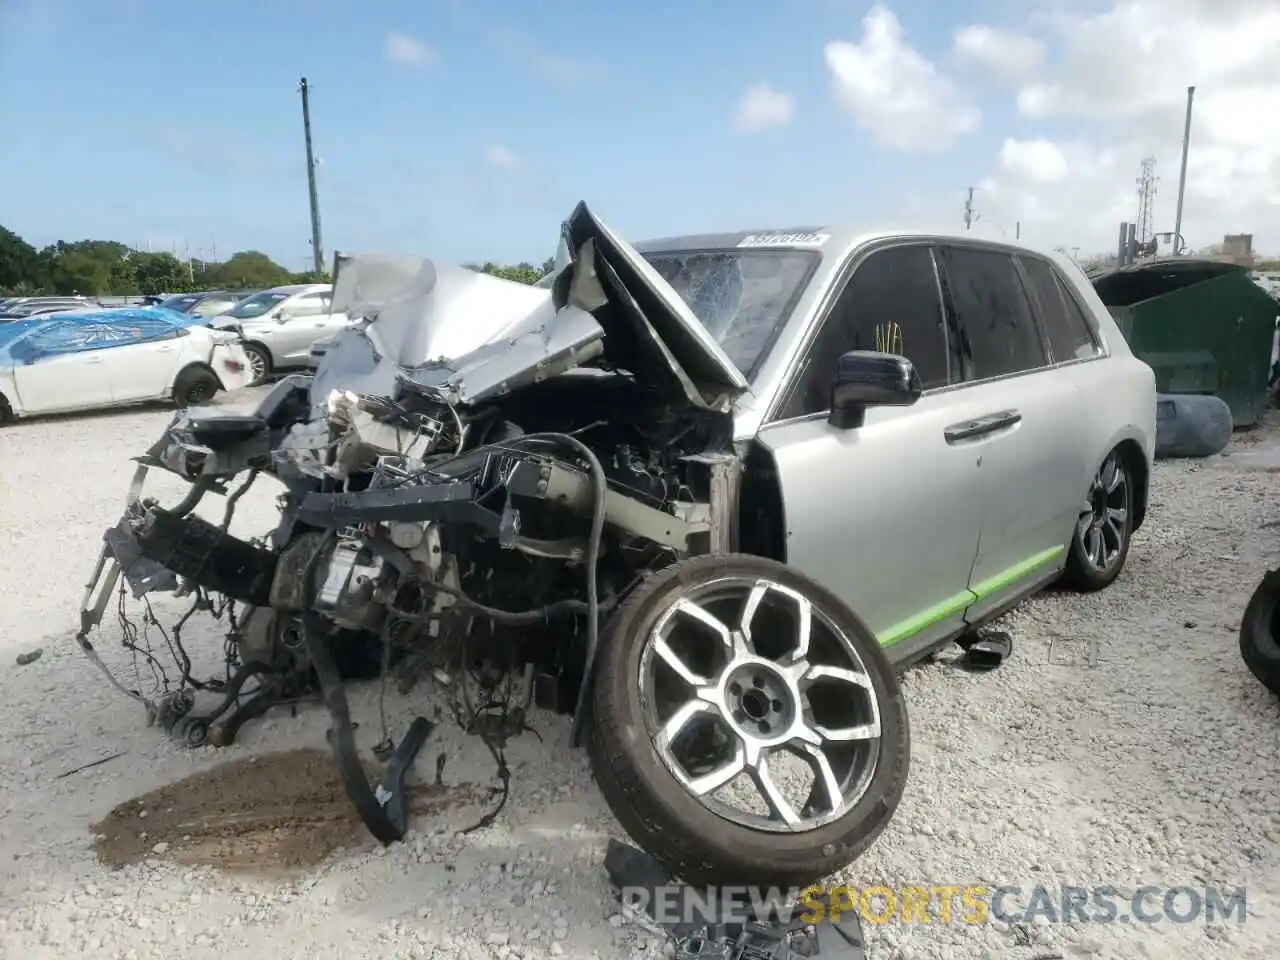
0 312 251 422
211 283 351 385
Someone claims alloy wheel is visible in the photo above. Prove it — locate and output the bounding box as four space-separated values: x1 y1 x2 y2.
1078 453 1129 572
247 349 267 384
638 576 883 833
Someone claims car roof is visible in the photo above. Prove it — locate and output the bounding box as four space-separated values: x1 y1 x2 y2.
268 283 327 294
632 224 1084 283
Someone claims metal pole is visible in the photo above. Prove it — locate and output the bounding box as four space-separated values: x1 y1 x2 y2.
964 187 974 230
1172 85 1195 256
299 77 325 276
1015 221 1021 240
1117 223 1129 265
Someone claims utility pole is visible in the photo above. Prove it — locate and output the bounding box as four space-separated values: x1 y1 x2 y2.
1015 221 1021 240
299 77 325 276
963 187 975 230
1172 85 1195 257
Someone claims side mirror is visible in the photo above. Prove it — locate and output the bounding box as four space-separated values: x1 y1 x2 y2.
274 310 292 323
829 350 922 430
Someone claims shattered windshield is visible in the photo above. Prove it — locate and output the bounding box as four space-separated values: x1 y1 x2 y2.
641 249 817 378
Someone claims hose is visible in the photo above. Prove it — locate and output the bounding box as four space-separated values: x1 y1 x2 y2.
506 432 607 748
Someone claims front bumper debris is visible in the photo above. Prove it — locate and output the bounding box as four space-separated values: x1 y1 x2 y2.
74 441 436 847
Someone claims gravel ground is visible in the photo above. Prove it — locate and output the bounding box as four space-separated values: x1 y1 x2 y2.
2 388 1280 960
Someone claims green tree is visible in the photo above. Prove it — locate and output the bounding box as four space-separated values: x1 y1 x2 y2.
0 226 44 291
127 252 193 295
475 261 544 285
210 251 294 289
0 221 549 297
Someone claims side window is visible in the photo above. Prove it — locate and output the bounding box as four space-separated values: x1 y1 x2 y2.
24 321 82 354
778 245 950 419
289 292 331 316
938 246 1047 380
100 317 183 345
1018 256 1099 362
1053 275 1101 358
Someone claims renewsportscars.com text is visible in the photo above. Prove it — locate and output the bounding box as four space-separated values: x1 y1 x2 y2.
618 884 1248 927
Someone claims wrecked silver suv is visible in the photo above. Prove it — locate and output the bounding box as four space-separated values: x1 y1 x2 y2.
76 202 909 888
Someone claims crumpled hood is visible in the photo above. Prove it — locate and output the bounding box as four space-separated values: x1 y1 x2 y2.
312 201 750 414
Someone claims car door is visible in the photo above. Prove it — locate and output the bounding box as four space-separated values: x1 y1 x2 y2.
10 321 116 413
98 316 188 401
933 243 1091 625
272 291 336 365
754 242 988 661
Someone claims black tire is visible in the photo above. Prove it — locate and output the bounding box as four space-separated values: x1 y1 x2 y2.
0 393 12 425
1062 447 1134 592
172 367 220 408
242 343 271 386
1240 571 1280 696
586 553 910 889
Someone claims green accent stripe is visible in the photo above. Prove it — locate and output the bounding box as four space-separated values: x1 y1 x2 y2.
879 589 975 647
878 544 1065 647
968 545 1065 599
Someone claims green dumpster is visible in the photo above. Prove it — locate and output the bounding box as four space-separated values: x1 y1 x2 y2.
1091 258 1279 427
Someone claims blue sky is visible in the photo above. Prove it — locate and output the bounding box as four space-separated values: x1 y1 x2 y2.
0 0 1174 269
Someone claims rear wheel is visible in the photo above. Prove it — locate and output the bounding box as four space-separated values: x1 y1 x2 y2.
1240 571 1280 696
242 344 270 386
1062 448 1133 592
173 367 220 407
587 553 910 888
0 393 12 425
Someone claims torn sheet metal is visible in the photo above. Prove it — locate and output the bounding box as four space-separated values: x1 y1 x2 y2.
311 200 753 417
565 203 752 401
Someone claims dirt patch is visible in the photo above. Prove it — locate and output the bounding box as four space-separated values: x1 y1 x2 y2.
92 747 488 874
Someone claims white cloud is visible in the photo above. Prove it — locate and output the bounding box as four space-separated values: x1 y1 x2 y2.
487 26 603 85
975 1 1280 255
384 31 434 65
733 83 795 133
952 25 1045 84
824 5 980 153
484 144 520 171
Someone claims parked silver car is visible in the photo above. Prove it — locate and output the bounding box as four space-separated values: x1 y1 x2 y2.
211 283 350 384
78 204 1155 890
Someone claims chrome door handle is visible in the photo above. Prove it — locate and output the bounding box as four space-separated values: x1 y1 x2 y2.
944 409 1022 444
83 356 104 364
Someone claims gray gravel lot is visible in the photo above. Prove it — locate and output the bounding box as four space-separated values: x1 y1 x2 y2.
1 387 1279 960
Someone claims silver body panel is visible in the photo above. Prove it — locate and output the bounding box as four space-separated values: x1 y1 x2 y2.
723 228 1155 662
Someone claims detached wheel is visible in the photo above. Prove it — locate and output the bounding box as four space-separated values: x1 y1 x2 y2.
1062 448 1134 592
1240 571 1280 696
587 553 909 888
172 367 220 407
242 344 271 386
